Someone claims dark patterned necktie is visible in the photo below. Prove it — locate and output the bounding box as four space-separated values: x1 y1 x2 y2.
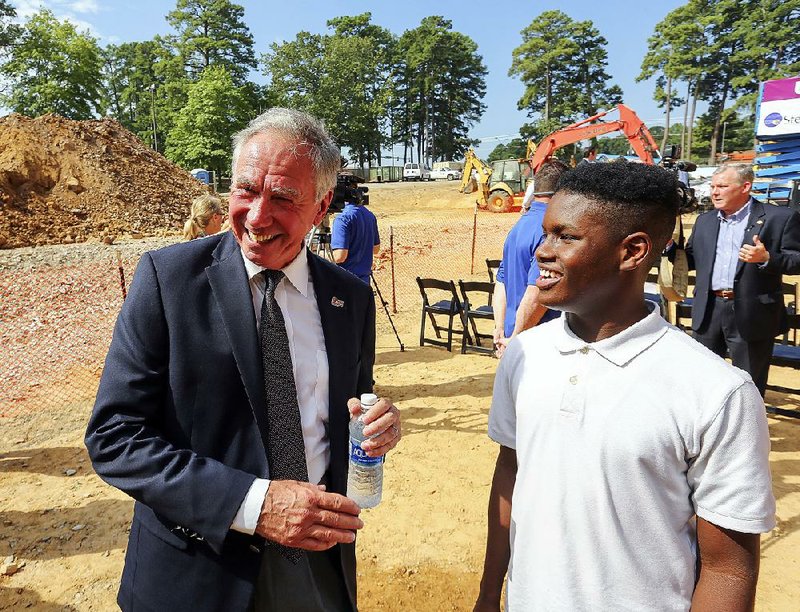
260 269 309 562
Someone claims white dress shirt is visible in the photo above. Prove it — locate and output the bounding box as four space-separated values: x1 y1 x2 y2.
712 199 751 290
231 247 330 534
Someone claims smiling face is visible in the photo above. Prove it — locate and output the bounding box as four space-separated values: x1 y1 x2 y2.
228 131 332 269
534 191 626 317
710 168 751 215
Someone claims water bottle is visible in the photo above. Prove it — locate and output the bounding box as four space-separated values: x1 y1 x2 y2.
346 393 383 508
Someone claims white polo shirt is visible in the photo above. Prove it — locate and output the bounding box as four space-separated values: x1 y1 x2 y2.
489 305 775 611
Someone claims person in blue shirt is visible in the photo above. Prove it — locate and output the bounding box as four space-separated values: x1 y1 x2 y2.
493 160 568 357
331 192 380 285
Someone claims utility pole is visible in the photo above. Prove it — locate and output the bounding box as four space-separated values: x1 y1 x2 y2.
150 83 159 153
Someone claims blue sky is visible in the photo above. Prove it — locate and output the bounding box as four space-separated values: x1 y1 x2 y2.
10 0 689 158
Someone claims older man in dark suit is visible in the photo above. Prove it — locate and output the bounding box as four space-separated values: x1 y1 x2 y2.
686 162 800 396
85 108 401 611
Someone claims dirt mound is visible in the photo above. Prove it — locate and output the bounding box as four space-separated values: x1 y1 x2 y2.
0 113 210 248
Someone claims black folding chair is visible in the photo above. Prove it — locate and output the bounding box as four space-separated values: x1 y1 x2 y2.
415 277 465 351
486 259 501 283
766 312 800 419
458 280 496 356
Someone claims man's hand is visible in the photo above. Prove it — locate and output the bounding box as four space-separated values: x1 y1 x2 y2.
494 336 508 358
255 480 363 550
739 235 769 264
347 396 401 457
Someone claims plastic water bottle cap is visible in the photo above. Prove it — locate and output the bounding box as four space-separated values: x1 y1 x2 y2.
360 393 378 407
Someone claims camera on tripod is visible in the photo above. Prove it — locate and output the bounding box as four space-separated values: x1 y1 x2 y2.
660 145 698 174
660 145 698 214
331 173 369 213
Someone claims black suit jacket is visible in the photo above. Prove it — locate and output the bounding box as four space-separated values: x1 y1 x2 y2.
85 231 375 611
686 199 800 341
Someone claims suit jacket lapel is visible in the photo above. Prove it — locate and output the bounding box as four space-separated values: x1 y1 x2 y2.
207 233 269 456
701 212 722 286
736 199 766 277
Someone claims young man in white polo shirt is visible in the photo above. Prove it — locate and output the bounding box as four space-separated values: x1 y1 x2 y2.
474 161 776 612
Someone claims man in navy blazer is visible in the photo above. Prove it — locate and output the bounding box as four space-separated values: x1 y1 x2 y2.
86 108 401 611
686 162 800 396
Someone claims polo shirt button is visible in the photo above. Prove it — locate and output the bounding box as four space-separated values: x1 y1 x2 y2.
569 375 578 385
579 347 589 354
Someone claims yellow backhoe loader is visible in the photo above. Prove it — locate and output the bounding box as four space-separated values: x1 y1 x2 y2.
459 142 536 213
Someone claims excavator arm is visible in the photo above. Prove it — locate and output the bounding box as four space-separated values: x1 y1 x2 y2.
460 148 492 195
528 104 660 173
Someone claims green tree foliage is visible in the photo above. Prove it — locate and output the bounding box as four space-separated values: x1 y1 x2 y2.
0 0 19 95
394 16 487 164
167 0 256 85
692 111 755 160
265 13 399 169
641 0 800 163
102 36 191 153
510 11 622 125
729 0 800 108
165 65 250 176
318 14 396 168
637 3 696 152
0 0 19 54
0 9 104 119
487 138 528 162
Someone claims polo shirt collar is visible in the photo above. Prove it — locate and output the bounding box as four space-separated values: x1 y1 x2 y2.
240 246 311 298
554 303 668 367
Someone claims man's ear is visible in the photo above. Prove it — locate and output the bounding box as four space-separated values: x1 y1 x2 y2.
620 232 651 272
313 190 334 226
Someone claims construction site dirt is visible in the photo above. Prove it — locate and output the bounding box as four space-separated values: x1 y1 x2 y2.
1 178 799 611
0 113 208 250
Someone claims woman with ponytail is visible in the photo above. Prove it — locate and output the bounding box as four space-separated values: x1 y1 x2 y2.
183 194 224 240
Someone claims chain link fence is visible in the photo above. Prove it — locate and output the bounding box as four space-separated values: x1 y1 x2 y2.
1 210 517 417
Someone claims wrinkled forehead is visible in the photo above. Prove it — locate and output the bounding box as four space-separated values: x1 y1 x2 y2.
234 133 313 176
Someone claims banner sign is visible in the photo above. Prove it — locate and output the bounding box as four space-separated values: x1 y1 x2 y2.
757 76 800 138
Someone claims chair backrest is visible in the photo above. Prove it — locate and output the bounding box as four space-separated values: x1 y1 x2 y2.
458 280 494 310
765 179 799 209
486 259 501 283
780 313 800 346
783 281 798 314
416 277 459 308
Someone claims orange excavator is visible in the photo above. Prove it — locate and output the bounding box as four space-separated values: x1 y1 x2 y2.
528 103 660 173
465 104 661 212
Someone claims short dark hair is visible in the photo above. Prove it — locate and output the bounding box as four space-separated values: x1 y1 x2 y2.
533 159 569 194
583 148 596 158
555 160 681 258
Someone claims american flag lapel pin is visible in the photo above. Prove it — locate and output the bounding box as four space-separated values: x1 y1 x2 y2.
331 296 345 308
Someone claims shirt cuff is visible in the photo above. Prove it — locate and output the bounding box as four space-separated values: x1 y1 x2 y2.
230 478 270 535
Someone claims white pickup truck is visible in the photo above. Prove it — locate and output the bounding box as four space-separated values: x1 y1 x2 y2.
429 167 462 181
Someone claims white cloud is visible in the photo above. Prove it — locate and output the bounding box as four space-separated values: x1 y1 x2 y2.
12 0 47 20
67 0 99 14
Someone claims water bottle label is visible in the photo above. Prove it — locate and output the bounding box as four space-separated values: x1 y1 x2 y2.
349 439 382 466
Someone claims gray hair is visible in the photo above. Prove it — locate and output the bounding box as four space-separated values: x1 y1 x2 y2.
231 107 341 201
713 162 754 185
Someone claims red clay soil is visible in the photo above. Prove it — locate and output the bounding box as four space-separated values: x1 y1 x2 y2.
0 113 209 249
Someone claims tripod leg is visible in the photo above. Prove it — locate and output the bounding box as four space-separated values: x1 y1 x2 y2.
371 274 404 352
